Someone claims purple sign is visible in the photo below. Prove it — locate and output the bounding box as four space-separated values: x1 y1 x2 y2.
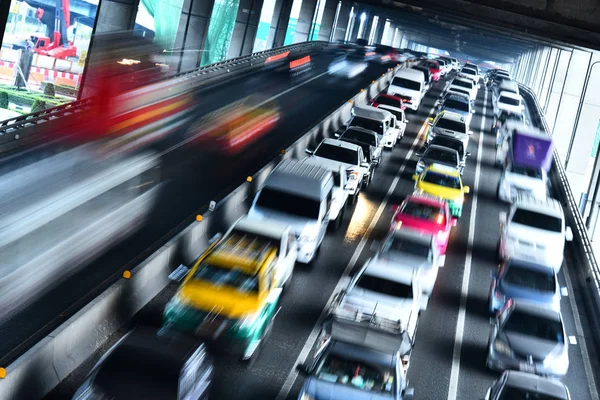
512 130 553 171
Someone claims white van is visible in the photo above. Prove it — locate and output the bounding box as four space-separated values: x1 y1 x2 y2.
387 69 426 111
248 159 334 264
498 80 520 97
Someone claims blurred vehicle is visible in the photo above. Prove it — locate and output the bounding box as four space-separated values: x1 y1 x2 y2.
248 159 334 264
426 135 471 171
497 127 552 202
370 93 404 109
387 69 426 111
426 111 472 148
163 216 297 360
435 92 474 125
376 227 445 297
489 259 561 314
189 95 280 154
415 144 462 175
328 53 368 79
296 303 415 400
264 48 313 81
72 327 213 400
0 148 161 321
299 157 349 231
391 192 455 255
420 60 442 81
337 127 382 166
492 111 524 149
347 105 399 150
412 164 470 218
306 138 371 202
464 61 480 75
374 44 400 63
493 91 524 119
487 299 569 378
447 77 477 102
483 370 571 400
499 195 573 273
435 58 452 76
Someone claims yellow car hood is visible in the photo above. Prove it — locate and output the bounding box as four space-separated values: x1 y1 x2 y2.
417 181 463 201
178 281 261 319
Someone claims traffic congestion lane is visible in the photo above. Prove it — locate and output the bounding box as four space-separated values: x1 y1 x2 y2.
0 55 395 364
43 71 449 400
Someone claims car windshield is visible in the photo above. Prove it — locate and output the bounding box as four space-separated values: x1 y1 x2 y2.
342 128 377 146
504 311 564 343
256 187 321 219
502 263 556 293
424 148 458 165
431 137 464 155
315 353 395 394
444 99 469 112
350 117 384 135
380 107 404 121
422 61 439 69
356 274 413 299
500 96 520 106
511 208 562 233
462 69 476 76
392 77 421 91
435 118 466 133
382 235 431 258
315 143 359 165
400 200 445 224
453 80 473 89
510 164 542 179
193 262 259 293
498 386 566 400
450 88 470 97
422 171 461 189
375 96 401 108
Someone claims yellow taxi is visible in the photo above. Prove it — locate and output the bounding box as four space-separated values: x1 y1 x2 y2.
412 163 470 218
163 227 287 361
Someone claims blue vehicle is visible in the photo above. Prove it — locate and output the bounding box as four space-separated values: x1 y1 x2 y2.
436 93 474 123
489 259 561 313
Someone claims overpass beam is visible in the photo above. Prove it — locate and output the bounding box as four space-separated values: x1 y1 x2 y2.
272 0 294 48
317 0 340 42
95 0 140 33
171 0 215 72
290 0 318 43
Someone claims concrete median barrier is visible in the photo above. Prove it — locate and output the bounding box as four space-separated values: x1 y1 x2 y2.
0 60 403 400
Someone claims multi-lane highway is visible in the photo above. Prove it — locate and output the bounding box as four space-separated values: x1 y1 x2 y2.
43 74 599 399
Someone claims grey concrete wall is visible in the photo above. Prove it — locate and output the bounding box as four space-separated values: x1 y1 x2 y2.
272 0 294 48
317 0 339 42
332 2 351 41
292 0 318 43
545 49 572 132
227 0 265 58
173 0 215 72
539 48 559 110
94 0 139 33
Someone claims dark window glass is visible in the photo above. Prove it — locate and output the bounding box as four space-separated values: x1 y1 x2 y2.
375 96 402 108
256 188 321 219
503 311 564 343
435 119 467 133
423 148 458 165
342 128 377 146
315 143 358 165
422 171 461 189
400 201 445 223
444 99 469 112
498 387 565 400
392 77 421 91
502 263 556 293
356 274 413 299
499 96 520 106
349 117 384 136
192 263 259 293
511 209 562 232
453 80 473 89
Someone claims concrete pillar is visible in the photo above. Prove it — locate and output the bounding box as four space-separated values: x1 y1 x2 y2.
373 18 385 45
363 13 375 42
292 0 318 43
534 47 550 98
95 0 139 33
172 0 214 72
272 0 294 48
542 48 560 111
332 2 351 41
349 7 368 42
227 0 265 58
545 49 572 131
317 0 339 42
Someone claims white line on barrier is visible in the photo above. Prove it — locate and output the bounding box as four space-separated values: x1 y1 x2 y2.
275 94 438 400
562 258 599 400
447 87 487 400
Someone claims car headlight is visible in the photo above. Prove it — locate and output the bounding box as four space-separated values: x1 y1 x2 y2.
299 393 316 400
493 338 513 356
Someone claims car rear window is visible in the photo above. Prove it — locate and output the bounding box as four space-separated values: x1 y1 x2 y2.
342 128 377 146
504 311 563 343
500 96 520 106
510 165 542 179
374 95 402 108
400 201 445 224
435 118 466 133
511 208 562 232
450 88 471 97
382 235 431 258
502 263 556 293
349 117 384 135
315 143 358 165
453 79 473 89
444 99 469 112
356 274 413 299
422 171 461 189
256 187 321 219
424 148 458 165
193 262 259 293
392 77 421 91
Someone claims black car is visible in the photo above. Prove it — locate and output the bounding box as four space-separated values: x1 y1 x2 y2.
72 328 213 400
426 135 471 171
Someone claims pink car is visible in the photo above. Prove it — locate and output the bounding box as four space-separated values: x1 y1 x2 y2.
391 192 456 255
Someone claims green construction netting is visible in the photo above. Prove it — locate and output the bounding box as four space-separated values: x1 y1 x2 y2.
201 0 241 66
140 0 184 51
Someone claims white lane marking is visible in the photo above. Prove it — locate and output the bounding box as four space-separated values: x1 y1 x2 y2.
562 259 599 399
275 99 438 400
561 287 569 296
447 88 488 400
569 336 578 345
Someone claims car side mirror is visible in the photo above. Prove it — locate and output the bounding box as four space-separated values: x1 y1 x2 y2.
463 186 470 194
412 174 419 181
451 218 457 227
169 264 190 282
466 152 472 157
361 162 370 168
499 211 507 225
565 226 573 241
295 363 310 376
305 149 314 155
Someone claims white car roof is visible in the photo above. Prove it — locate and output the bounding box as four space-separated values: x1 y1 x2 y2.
498 90 522 100
512 194 564 219
438 110 466 122
395 68 425 80
365 257 416 284
320 137 362 151
233 215 289 240
354 105 392 121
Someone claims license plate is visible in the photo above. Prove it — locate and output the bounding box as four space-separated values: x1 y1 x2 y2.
519 362 535 373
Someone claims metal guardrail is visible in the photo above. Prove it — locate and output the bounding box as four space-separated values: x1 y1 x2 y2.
0 41 330 156
518 83 600 347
